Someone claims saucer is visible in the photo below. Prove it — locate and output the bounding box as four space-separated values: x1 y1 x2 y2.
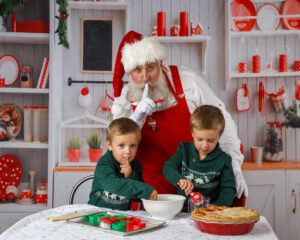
16 197 33 205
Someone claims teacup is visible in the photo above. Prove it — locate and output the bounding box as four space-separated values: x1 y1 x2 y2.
20 189 32 199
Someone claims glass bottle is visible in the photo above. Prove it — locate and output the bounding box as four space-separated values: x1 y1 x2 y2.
20 66 34 88
263 120 284 162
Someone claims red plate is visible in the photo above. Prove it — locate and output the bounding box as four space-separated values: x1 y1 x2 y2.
281 0 300 30
0 55 20 87
191 216 259 235
231 0 256 32
0 155 22 194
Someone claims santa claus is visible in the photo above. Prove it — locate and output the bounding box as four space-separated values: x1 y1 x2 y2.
111 31 248 199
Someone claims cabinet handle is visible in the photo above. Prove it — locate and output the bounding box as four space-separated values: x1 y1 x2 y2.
292 189 296 214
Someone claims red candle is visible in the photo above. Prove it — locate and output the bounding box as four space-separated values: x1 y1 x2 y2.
157 11 166 36
279 54 288 72
252 55 260 73
180 12 189 36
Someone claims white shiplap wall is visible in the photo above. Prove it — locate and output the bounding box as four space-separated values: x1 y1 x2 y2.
57 0 300 163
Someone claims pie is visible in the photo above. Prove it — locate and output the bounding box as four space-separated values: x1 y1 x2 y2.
191 206 259 223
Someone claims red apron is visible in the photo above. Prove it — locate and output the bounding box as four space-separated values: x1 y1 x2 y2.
136 66 193 194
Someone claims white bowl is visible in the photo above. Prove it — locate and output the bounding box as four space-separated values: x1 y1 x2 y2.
141 194 186 221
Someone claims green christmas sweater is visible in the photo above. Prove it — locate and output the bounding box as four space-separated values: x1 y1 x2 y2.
163 141 236 210
88 150 154 210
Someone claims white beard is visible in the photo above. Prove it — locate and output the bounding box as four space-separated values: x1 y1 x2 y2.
128 68 172 104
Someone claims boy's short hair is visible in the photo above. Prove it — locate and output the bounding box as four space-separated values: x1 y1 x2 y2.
106 118 141 142
190 105 225 135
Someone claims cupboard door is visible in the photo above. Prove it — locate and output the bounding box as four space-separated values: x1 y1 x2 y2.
53 170 94 207
286 170 300 240
243 170 286 240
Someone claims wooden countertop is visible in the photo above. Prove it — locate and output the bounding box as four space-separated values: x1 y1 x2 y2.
54 160 300 172
242 160 300 170
54 166 96 172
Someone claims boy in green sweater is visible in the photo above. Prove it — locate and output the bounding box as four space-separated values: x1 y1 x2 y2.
89 118 157 210
163 105 236 211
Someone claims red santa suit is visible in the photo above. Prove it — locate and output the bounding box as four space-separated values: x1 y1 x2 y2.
111 31 247 198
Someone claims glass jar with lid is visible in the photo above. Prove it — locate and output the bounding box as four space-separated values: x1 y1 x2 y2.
20 65 33 88
263 120 284 162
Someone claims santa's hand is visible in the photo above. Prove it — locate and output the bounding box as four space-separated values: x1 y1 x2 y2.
130 84 155 124
234 171 248 198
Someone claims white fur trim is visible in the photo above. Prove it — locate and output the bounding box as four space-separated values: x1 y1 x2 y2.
121 36 166 72
111 104 124 117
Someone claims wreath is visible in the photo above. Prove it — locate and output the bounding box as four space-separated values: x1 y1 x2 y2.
55 0 69 49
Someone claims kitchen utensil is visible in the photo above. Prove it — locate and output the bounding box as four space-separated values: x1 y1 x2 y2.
141 194 185 220
231 0 256 32
69 210 165 236
257 3 281 31
0 55 20 87
236 83 250 112
281 0 300 30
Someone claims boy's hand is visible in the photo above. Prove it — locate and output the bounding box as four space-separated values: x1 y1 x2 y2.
178 179 194 196
147 189 158 200
120 159 132 178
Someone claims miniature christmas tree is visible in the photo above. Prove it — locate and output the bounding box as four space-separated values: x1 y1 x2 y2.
281 101 300 128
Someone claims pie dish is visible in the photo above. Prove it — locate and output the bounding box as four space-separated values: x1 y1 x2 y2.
191 206 259 235
191 206 259 222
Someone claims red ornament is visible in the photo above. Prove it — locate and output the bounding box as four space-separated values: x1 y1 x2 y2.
0 193 6 202
60 13 67 19
7 192 14 200
81 86 89 96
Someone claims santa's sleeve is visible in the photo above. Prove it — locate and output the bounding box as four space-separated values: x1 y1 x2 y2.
111 85 133 119
179 67 244 172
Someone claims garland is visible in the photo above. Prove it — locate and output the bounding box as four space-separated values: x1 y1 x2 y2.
55 0 69 49
0 0 28 18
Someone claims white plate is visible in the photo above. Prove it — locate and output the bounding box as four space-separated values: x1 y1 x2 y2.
16 198 34 205
257 3 281 31
0 55 20 87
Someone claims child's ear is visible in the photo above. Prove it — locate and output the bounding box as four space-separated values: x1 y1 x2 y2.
106 140 112 151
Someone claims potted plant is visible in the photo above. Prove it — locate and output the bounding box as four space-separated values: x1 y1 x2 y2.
87 133 102 163
67 138 81 162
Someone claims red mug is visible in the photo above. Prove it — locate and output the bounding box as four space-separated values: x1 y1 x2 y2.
0 78 4 87
36 188 47 204
20 189 32 199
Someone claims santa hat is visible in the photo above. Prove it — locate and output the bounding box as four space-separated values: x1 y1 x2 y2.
113 31 166 97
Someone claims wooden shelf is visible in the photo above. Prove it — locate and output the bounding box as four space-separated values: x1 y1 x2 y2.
156 36 210 74
242 160 300 170
230 29 300 37
0 203 48 213
231 70 300 78
0 32 49 44
0 140 48 149
0 88 49 94
68 1 128 10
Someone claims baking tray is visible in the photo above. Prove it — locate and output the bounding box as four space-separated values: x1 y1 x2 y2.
68 210 166 236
